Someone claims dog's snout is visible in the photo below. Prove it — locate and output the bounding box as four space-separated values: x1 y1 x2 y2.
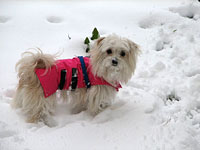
112 59 118 66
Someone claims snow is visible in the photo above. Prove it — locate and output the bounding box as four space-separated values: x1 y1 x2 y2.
1 0 200 150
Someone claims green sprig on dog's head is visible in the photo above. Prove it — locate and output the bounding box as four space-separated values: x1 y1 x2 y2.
84 37 90 45
84 37 90 53
91 28 100 40
84 27 100 53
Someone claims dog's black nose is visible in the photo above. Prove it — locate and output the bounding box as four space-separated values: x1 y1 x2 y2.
112 59 118 66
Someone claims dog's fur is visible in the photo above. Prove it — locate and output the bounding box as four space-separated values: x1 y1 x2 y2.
12 34 140 125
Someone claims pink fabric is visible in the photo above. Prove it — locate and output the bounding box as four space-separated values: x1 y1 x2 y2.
35 57 122 98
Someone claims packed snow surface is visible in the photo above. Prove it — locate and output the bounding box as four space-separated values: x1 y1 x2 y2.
0 0 200 150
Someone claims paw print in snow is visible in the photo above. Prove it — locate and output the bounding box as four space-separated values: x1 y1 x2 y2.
47 16 63 23
169 4 200 20
0 16 10 23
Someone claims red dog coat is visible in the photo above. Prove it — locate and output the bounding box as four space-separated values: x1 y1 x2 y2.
35 57 122 98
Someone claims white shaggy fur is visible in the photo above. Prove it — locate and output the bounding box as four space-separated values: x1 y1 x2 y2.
12 35 140 126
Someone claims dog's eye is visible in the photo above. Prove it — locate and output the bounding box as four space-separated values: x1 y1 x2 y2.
106 49 112 54
120 51 126 57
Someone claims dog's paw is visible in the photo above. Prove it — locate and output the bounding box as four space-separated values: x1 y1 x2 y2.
41 116 57 127
99 102 111 110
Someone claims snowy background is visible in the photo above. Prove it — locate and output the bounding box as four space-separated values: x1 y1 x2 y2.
1 0 200 149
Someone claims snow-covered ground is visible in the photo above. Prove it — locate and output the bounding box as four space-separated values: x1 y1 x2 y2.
1 0 200 149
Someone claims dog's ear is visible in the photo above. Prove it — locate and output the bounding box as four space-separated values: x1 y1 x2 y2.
127 39 140 57
96 37 105 46
126 39 141 75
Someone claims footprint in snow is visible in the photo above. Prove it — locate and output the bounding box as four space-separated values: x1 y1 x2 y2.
138 13 167 29
46 16 63 23
169 4 200 20
0 16 10 23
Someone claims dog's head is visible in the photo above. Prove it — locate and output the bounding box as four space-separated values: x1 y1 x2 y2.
90 34 140 84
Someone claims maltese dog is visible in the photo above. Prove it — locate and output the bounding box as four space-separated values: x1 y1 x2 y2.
12 34 140 126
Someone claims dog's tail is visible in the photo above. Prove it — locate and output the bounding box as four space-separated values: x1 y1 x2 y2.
16 48 56 86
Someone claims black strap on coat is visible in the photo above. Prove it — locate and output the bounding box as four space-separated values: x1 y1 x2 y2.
58 69 67 90
71 68 78 91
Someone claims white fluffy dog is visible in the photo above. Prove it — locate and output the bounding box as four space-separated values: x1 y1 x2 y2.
12 35 140 126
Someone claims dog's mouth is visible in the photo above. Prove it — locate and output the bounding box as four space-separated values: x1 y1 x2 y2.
107 64 121 73
98 59 124 83
105 65 121 81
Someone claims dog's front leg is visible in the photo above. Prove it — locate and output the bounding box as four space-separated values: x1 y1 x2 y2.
87 85 116 115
